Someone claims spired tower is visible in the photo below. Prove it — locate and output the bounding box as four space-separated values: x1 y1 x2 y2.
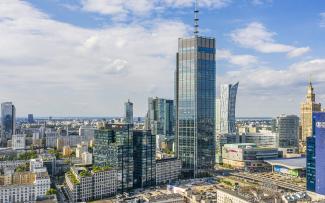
175 0 216 178
300 81 321 149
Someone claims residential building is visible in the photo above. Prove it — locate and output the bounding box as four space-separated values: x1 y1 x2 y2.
63 146 72 157
11 134 26 150
217 82 239 134
216 188 250 203
30 159 44 172
222 143 278 171
133 130 156 188
81 152 92 165
0 169 50 202
93 124 133 193
76 142 88 158
307 112 325 195
276 115 299 148
300 81 321 147
125 99 133 124
145 97 174 137
175 35 216 178
65 166 117 202
1 102 16 146
156 158 181 185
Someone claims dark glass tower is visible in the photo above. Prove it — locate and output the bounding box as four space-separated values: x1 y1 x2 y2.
93 124 133 193
1 102 16 146
307 112 325 195
133 130 156 188
146 97 174 137
175 36 216 177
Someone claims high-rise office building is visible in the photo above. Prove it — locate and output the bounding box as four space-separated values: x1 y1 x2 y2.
1 102 16 146
276 115 299 148
307 112 325 195
300 82 321 146
93 124 133 193
175 6 216 177
216 83 239 134
145 97 174 137
28 114 34 123
125 100 133 124
133 130 156 188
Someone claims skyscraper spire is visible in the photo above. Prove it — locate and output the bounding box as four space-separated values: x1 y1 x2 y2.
194 0 199 36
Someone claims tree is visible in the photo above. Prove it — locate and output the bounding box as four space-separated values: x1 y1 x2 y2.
46 188 57 195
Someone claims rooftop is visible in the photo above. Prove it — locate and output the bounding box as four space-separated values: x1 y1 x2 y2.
265 158 306 170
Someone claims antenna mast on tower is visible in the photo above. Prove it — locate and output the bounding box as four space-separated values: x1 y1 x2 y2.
194 0 199 36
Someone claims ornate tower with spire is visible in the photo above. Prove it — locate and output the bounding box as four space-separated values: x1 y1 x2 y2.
300 81 321 149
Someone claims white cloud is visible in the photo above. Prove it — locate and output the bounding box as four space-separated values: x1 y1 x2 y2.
80 0 231 19
250 0 272 5
320 12 325 28
162 0 232 8
220 59 325 116
216 49 258 66
287 47 311 58
230 22 310 57
0 0 189 116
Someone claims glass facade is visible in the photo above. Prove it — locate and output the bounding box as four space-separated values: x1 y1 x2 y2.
175 36 216 177
1 102 16 146
93 124 133 193
217 83 239 134
306 136 315 192
133 130 156 188
277 115 299 148
125 100 133 124
146 97 174 137
307 112 325 195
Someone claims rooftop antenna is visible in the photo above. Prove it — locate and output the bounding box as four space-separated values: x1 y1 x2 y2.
194 0 199 36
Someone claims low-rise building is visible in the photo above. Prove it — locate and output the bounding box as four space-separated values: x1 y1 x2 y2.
81 152 92 165
63 146 72 157
65 166 117 202
12 134 26 150
216 188 250 203
156 158 181 185
222 143 278 171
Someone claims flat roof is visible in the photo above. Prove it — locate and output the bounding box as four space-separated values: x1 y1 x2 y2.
265 158 306 170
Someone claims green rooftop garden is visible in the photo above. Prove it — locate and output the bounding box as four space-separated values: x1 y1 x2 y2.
92 165 113 173
79 170 91 177
66 171 80 185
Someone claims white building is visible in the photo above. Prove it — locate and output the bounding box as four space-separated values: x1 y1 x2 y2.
30 158 44 172
65 166 117 202
82 152 92 165
34 172 51 198
12 134 26 150
0 184 35 203
156 158 181 185
76 142 88 158
216 188 250 203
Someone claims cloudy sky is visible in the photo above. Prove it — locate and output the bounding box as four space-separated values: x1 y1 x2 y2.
0 0 325 117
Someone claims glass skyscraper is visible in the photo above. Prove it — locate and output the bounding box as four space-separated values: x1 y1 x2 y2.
145 97 174 137
133 130 156 188
307 112 325 195
175 36 216 178
93 124 133 193
125 100 133 124
217 83 239 134
1 102 16 146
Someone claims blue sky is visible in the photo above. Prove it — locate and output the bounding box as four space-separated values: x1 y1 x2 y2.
0 0 325 117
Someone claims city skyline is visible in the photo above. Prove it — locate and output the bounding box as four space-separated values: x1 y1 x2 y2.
1 0 325 117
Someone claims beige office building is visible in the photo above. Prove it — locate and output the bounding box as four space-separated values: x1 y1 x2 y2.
300 82 321 149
